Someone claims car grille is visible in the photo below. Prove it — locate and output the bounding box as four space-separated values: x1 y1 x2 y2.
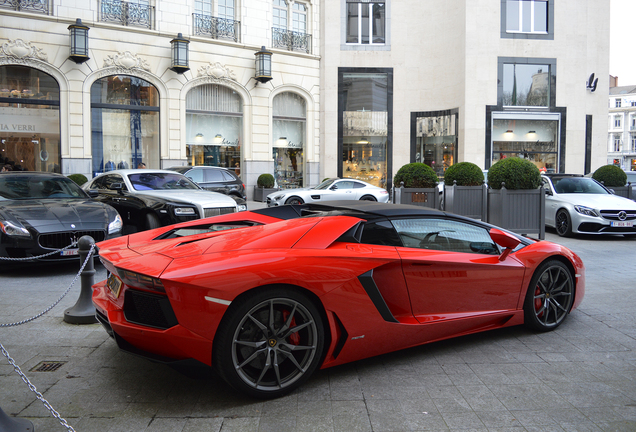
203 207 236 218
123 289 178 330
599 210 636 221
38 230 106 249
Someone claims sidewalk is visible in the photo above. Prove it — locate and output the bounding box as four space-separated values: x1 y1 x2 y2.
1 230 635 431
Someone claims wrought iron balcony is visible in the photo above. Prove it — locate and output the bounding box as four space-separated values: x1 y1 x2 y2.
100 0 154 29
0 0 49 14
272 28 312 54
193 13 240 42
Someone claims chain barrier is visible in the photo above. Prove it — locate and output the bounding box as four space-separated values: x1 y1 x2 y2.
0 241 79 262
0 242 95 432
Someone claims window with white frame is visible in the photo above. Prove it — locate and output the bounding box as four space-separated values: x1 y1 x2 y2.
195 0 212 15
195 0 234 18
615 115 622 129
218 0 234 19
632 134 636 152
505 0 548 34
616 98 622 108
346 0 386 45
273 0 288 29
292 3 307 33
612 135 621 152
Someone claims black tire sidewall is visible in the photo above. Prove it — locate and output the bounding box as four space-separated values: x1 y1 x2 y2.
145 213 160 230
523 259 573 332
556 209 572 237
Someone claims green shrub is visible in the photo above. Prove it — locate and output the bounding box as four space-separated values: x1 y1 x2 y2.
393 163 439 188
67 173 88 186
257 173 275 188
592 164 627 187
487 157 541 190
443 162 484 186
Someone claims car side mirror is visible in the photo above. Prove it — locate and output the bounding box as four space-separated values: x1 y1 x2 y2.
489 228 521 261
544 188 553 196
330 185 338 190
609 188 615 195
111 183 124 192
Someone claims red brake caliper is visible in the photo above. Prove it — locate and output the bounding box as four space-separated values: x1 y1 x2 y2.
282 310 300 345
534 286 543 317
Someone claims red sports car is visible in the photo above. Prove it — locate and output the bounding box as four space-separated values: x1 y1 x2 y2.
92 201 585 398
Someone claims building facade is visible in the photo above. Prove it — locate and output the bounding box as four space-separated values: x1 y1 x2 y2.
608 85 636 172
1 0 610 198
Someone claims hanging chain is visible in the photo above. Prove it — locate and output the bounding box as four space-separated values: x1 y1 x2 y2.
0 241 79 261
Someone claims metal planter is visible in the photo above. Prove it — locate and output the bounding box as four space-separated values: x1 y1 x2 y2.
443 182 488 220
487 186 545 239
393 186 441 209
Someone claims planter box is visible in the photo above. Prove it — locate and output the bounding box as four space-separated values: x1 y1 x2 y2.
608 184 635 201
444 182 487 220
487 186 545 239
393 186 441 209
253 186 278 203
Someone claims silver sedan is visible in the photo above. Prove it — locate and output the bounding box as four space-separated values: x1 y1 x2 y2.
542 174 636 237
267 178 390 207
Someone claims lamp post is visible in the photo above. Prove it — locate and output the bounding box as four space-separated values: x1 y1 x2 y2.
68 18 89 64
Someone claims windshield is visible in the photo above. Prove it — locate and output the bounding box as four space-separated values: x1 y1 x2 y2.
551 177 608 195
0 175 87 200
128 173 200 191
314 178 337 190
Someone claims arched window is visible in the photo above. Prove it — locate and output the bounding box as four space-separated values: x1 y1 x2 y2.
90 75 160 175
185 84 243 176
0 66 60 172
273 92 306 188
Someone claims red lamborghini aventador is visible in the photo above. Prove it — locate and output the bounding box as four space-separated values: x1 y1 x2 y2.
92 201 585 398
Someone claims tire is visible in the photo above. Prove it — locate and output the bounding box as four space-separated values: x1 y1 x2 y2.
213 288 325 399
359 195 377 201
145 213 161 230
523 260 574 332
555 209 573 237
285 196 304 205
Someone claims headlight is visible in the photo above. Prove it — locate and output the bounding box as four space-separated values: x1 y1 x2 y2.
574 205 599 217
108 214 123 235
273 194 285 201
174 207 196 216
0 220 31 238
237 203 247 212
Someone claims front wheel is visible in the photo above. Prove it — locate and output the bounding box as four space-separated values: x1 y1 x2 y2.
523 260 574 332
359 195 377 201
285 196 304 205
213 288 325 399
555 209 573 237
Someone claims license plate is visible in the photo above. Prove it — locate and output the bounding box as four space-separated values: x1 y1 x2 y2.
107 272 123 298
60 249 79 256
610 221 633 227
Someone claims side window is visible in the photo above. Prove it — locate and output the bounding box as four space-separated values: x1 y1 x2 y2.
352 181 366 189
221 170 238 181
205 169 225 182
360 220 402 246
391 218 499 254
104 175 127 191
185 169 204 183
336 180 354 189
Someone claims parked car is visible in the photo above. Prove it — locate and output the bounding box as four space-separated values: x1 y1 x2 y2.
541 174 636 237
93 200 584 398
83 169 238 232
0 172 122 262
267 178 389 206
625 170 636 184
166 166 246 199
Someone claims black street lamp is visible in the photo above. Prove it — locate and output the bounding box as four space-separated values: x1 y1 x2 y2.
68 18 89 64
170 33 190 74
254 46 273 84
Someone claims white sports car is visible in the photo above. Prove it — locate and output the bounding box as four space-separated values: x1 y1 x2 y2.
541 174 636 237
267 178 389 207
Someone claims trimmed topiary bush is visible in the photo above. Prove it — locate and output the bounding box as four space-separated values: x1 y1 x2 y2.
487 157 541 190
393 163 439 188
67 173 88 186
443 162 484 186
257 173 275 188
592 164 627 187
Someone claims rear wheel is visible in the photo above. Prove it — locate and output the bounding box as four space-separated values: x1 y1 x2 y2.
145 213 161 230
523 260 574 331
359 195 377 201
285 196 304 205
555 209 573 237
213 288 325 398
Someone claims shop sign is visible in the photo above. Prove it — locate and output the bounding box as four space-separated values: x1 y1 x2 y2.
0 114 58 134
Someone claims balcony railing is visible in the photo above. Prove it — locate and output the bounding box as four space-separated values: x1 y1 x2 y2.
193 13 240 42
272 28 312 54
100 0 154 29
0 0 49 14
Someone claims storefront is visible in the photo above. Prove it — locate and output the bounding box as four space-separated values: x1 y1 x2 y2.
412 109 458 178
273 92 305 188
0 66 60 172
185 84 242 176
90 75 160 175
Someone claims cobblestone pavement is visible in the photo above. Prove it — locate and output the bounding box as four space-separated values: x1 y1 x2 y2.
1 207 635 431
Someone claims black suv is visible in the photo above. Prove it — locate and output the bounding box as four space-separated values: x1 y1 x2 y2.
167 166 246 200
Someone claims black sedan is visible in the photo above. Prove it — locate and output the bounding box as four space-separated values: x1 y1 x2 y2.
0 172 123 263
83 169 239 233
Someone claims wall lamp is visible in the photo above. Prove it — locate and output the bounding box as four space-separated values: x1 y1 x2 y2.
254 46 273 84
170 33 190 74
68 19 90 64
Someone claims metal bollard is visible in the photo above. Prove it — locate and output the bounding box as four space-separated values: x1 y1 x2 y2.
0 406 34 431
63 236 98 324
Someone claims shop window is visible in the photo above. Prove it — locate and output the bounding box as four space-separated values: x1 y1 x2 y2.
346 0 386 45
501 0 553 40
498 58 555 108
339 70 392 189
412 110 458 178
90 75 159 176
273 92 306 189
185 84 242 176
0 66 60 172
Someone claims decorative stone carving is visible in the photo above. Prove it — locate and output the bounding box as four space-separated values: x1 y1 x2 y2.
103 51 151 71
197 62 236 81
1 39 48 62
